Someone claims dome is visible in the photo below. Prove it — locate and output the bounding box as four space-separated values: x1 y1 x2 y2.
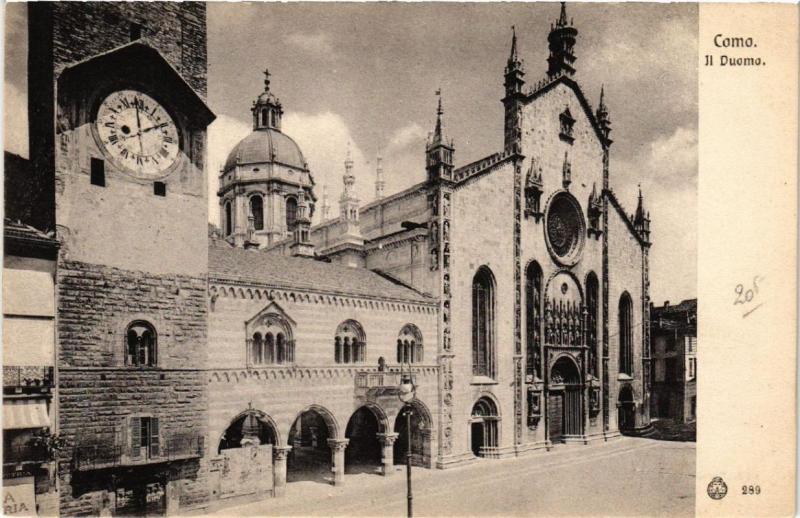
224 128 307 172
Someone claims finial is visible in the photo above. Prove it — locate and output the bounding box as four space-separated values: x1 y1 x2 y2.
599 84 605 106
263 68 271 92
558 2 569 27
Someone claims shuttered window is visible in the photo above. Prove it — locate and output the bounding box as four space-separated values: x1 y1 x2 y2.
130 416 160 460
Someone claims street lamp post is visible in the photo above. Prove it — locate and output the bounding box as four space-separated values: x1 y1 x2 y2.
398 363 416 518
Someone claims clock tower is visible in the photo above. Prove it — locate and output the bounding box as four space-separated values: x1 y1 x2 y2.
27 3 215 515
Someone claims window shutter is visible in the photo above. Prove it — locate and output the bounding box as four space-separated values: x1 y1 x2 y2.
130 417 141 458
150 417 160 458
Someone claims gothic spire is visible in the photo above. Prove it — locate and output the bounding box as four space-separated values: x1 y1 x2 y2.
321 183 330 220
634 185 645 224
596 85 612 142
509 25 519 65
426 90 455 183
432 90 444 145
633 185 651 243
504 26 525 99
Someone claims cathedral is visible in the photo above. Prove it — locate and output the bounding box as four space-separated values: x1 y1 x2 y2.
18 2 652 515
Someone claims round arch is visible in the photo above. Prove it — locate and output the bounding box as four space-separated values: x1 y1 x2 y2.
290 404 340 439
544 268 586 303
393 397 435 467
469 394 500 458
548 355 584 442
217 409 281 453
618 383 636 433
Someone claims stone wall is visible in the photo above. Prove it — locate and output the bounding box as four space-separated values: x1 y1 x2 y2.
606 203 646 429
57 260 209 515
449 160 517 459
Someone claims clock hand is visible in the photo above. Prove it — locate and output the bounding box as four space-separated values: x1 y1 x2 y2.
140 122 169 134
135 105 144 158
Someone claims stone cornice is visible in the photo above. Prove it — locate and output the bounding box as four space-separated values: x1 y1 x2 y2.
209 364 439 384
208 278 438 310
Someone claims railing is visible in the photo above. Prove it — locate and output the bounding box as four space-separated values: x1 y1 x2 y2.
2 443 49 465
354 370 420 397
73 433 204 471
3 366 54 394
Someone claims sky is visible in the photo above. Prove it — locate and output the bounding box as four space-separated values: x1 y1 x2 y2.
3 2 697 305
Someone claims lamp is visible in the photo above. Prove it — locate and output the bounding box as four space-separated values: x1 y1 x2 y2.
397 362 416 517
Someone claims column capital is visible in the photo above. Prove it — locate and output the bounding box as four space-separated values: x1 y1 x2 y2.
327 438 349 452
376 432 400 446
273 445 292 460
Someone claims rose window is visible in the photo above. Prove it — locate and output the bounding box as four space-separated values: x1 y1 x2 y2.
545 192 586 265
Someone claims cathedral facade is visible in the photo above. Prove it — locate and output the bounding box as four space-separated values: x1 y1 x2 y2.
217 2 653 473
21 2 651 515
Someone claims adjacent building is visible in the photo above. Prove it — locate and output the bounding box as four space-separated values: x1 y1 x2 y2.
649 299 697 423
2 219 59 516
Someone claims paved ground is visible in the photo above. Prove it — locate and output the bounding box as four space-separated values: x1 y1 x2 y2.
208 437 695 517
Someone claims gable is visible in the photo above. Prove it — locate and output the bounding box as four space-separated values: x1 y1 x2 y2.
245 300 297 333
528 75 609 148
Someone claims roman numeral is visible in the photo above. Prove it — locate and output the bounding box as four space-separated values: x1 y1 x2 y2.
159 148 170 158
163 136 174 144
120 98 131 109
136 156 144 166
104 122 116 128
108 134 118 145
121 149 129 158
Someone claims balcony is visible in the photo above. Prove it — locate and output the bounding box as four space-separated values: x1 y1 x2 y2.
73 432 204 471
2 443 49 466
354 370 419 398
3 366 53 396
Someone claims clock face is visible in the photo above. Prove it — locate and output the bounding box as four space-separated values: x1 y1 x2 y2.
95 90 180 177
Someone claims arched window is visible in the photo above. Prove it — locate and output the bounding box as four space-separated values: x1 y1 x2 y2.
224 201 233 236
619 293 633 376
248 317 293 366
397 324 423 364
525 262 543 380
126 321 157 367
250 195 264 231
261 109 268 127
335 320 365 364
286 197 298 231
586 273 599 378
470 397 499 457
472 267 496 378
264 333 275 364
252 332 263 365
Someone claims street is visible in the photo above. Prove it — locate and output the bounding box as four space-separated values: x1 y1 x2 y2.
208 437 695 517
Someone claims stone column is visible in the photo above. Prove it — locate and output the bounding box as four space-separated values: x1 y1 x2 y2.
327 438 349 486
377 432 399 476
273 446 291 497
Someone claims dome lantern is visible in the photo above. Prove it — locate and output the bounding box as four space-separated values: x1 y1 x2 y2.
252 68 283 131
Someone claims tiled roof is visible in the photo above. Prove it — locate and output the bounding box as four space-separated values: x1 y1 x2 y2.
208 238 434 305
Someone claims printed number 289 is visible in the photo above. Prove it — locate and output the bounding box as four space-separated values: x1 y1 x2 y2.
742 485 761 495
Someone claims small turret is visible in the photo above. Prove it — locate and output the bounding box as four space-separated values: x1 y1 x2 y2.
547 2 578 79
375 152 385 200
321 183 330 220
596 85 612 144
633 185 651 243
290 188 315 258
340 144 362 238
